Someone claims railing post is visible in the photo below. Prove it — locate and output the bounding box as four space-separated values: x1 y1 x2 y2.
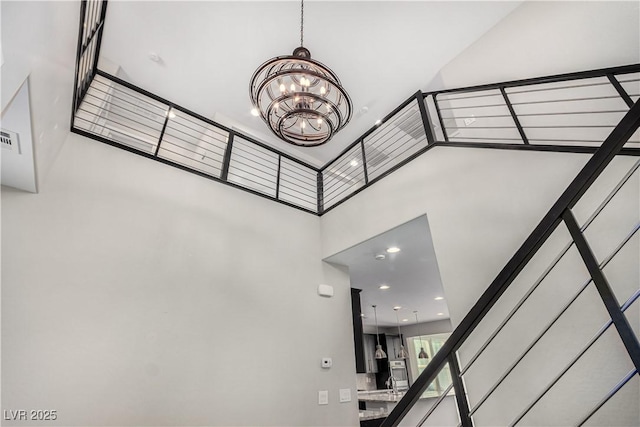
220 132 235 181
415 90 436 145
92 0 109 76
275 156 282 199
433 93 449 142
154 106 172 157
317 171 324 215
360 139 369 184
449 353 473 427
71 0 88 128
562 209 640 372
607 74 634 108
500 86 529 145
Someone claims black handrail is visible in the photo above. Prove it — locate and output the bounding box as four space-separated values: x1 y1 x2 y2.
381 100 640 427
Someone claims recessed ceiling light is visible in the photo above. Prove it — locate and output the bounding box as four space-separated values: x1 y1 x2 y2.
402 318 409 322
250 108 260 117
168 111 176 119
437 312 444 316
375 254 386 261
375 119 382 125
350 159 359 167
434 297 444 301
393 306 402 310
379 284 390 290
360 313 366 317
386 247 401 254
148 52 162 63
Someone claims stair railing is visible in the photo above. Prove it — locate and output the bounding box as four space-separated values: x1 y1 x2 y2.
381 100 640 427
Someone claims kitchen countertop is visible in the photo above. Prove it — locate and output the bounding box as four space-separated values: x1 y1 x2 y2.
359 409 388 421
357 390 407 403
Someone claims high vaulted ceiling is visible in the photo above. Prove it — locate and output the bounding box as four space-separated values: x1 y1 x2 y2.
99 1 522 167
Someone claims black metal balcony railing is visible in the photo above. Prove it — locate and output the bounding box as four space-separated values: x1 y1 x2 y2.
69 0 639 217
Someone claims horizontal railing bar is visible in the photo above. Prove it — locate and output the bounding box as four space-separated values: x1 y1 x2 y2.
226 173 275 195
617 77 640 83
439 110 628 121
230 148 279 171
511 95 623 105
279 187 317 202
460 159 639 376
79 20 104 57
158 146 222 171
163 129 227 153
323 146 364 174
576 369 638 427
468 275 593 416
278 180 318 197
160 137 224 161
448 125 615 130
459 241 573 376
323 176 365 202
322 174 363 197
440 141 640 156
95 70 320 172
79 98 164 129
427 64 640 96
439 103 506 111
470 220 638 416
278 169 317 186
436 91 502 101
505 80 612 95
73 117 158 148
76 109 161 141
227 162 277 184
279 163 318 180
363 109 423 146
366 125 424 154
416 382 455 427
366 141 425 176
510 262 640 426
322 166 364 193
91 77 168 113
366 129 424 161
319 93 418 172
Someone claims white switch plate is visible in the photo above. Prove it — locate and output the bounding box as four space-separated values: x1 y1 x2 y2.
339 388 351 403
318 390 329 405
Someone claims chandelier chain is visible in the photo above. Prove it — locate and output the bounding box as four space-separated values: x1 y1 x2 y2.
300 0 304 47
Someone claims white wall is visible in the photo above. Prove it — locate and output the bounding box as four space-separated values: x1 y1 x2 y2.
427 1 640 90
1 132 359 426
1 1 78 191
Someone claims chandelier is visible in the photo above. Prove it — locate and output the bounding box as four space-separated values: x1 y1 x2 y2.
249 0 352 147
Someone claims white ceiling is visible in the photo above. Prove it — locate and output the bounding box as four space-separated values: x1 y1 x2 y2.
325 215 448 327
98 1 522 167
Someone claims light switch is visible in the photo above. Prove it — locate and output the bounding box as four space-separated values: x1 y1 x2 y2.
339 388 351 403
318 390 329 405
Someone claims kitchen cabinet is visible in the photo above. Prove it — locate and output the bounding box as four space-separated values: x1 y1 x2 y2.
363 334 378 373
351 289 366 373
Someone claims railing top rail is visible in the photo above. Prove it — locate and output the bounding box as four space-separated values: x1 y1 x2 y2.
381 99 640 427
426 63 640 97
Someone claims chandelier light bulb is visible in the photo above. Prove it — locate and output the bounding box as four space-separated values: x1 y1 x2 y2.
290 83 296 92
279 84 286 93
301 121 306 129
320 86 326 95
317 118 323 125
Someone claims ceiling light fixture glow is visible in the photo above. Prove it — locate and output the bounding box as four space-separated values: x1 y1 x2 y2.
434 296 444 301
386 247 401 254
350 159 359 167
437 312 444 316
379 285 390 290
393 305 402 310
249 0 352 147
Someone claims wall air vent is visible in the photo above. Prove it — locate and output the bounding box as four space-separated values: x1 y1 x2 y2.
1 129 21 154
365 145 390 168
394 108 425 140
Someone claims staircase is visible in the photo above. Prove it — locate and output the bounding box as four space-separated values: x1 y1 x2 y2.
381 101 640 426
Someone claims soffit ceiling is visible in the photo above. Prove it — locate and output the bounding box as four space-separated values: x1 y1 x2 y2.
98 1 522 167
325 215 448 327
